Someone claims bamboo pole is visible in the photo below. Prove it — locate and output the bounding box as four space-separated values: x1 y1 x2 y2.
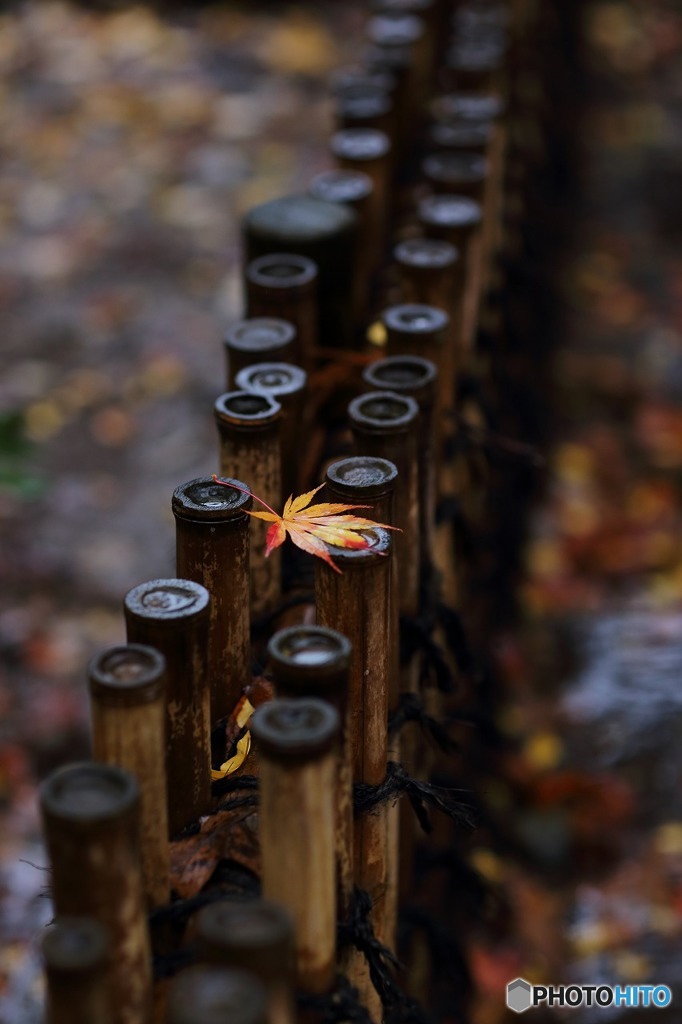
366 12 427 141
172 476 251 724
267 626 352 922
168 967 268 1024
308 170 375 329
422 151 488 203
123 578 211 837
418 192 483 364
243 195 358 350
214 391 282 618
40 763 152 1024
195 901 295 1024
88 644 169 908
362 355 438 581
41 917 110 1024
234 363 307 501
251 698 340 995
245 255 318 374
314 528 394 1019
224 318 296 388
382 300 453 467
330 128 391 275
348 391 420 621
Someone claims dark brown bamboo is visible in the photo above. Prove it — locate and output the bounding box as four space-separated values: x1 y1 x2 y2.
168 967 268 1024
382 305 451 459
325 455 397 528
427 119 492 156
214 391 282 617
366 12 427 136
243 196 358 349
308 169 374 326
348 391 420 619
42 917 110 1024
224 317 296 388
422 151 488 203
335 83 393 136
234 363 307 501
244 254 317 374
268 625 352 921
362 356 438 576
251 698 339 995
314 529 393 931
123 578 211 837
330 128 391 272
172 476 251 724
393 237 460 336
443 40 508 96
88 644 169 908
40 763 152 1024
195 901 295 1024
418 193 483 359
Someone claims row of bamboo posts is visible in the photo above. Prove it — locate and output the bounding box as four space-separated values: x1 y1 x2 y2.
38 0 549 1021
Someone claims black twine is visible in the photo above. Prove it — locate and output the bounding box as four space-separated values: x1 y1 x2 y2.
388 693 459 756
353 762 475 834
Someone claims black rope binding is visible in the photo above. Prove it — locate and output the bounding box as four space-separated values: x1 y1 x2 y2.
388 693 459 756
353 762 475 834
337 888 434 1024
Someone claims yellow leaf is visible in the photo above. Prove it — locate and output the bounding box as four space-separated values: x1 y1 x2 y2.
211 733 251 780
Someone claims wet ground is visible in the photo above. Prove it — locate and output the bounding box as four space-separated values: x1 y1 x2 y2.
1 2 682 1022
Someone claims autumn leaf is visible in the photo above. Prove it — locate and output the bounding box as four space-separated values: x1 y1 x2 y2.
212 476 396 573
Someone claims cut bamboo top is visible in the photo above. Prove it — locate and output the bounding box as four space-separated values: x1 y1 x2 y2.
336 87 393 129
244 195 357 247
330 66 397 96
431 92 504 122
428 120 492 153
418 193 482 236
422 151 488 193
309 169 373 207
348 390 419 435
245 254 317 297
251 698 340 762
331 127 391 162
234 363 307 399
196 901 294 984
124 578 210 626
168 967 268 1024
382 304 450 347
40 761 138 827
41 917 109 973
394 237 459 272
326 455 398 497
268 626 351 696
224 318 296 362
172 476 252 523
214 391 282 433
367 11 424 45
88 644 165 708
363 354 437 407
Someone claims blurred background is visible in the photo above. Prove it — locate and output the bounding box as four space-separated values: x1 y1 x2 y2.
0 1 682 1022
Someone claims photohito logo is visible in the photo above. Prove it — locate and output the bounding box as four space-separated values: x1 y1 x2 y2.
506 979 672 1013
